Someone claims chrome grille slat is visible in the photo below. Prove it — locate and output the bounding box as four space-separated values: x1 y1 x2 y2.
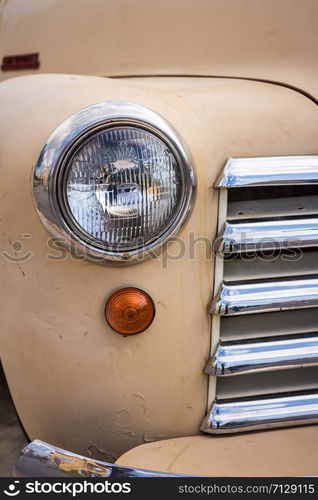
220 218 318 253
201 393 318 434
203 154 318 433
211 278 318 316
215 156 318 188
206 335 318 376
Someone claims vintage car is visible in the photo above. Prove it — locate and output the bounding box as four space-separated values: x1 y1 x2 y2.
0 0 318 477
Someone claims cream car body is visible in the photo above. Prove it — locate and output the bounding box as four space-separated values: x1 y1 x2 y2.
0 0 318 476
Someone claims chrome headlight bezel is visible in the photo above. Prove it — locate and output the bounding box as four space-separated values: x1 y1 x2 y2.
33 101 196 264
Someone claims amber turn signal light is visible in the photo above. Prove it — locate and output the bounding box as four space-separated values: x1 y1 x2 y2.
105 287 155 335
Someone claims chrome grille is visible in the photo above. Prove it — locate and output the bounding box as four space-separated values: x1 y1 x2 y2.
202 155 318 434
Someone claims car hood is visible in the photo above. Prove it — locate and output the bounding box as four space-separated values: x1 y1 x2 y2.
0 0 318 101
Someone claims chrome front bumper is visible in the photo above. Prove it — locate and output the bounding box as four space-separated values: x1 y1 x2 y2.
15 440 183 478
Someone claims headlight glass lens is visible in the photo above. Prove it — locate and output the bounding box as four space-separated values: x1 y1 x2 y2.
65 126 183 250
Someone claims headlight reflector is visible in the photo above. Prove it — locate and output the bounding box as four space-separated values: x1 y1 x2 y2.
65 126 182 251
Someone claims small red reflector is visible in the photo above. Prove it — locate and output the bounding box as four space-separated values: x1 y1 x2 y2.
1 53 40 72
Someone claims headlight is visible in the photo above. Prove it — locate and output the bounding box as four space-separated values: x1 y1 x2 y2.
34 102 196 264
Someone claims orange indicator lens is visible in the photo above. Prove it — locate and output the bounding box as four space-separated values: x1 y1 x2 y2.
105 287 155 335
